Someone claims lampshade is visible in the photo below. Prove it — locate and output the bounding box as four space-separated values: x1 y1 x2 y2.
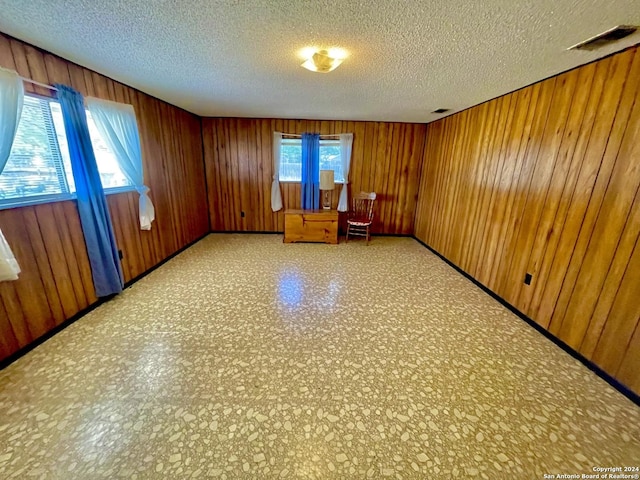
301 50 345 73
319 170 335 190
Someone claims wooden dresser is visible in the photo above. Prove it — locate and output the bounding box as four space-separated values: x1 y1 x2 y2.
284 209 339 244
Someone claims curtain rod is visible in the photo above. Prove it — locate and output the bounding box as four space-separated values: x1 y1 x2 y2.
282 133 341 138
20 76 58 91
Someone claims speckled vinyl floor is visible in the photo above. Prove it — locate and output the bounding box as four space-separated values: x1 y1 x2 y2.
0 234 639 479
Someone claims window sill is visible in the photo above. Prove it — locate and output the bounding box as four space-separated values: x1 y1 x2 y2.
0 193 76 211
279 181 345 185
0 186 136 211
104 186 137 196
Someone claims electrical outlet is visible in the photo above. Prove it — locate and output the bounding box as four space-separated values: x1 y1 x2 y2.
241 211 245 218
524 273 532 285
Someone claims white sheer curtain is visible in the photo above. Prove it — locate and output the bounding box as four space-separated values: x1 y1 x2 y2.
271 132 283 211
86 97 155 230
0 68 23 281
337 133 353 212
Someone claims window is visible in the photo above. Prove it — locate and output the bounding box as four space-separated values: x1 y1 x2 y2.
278 138 344 183
85 111 131 190
0 95 74 204
0 94 132 209
319 139 343 183
279 138 302 182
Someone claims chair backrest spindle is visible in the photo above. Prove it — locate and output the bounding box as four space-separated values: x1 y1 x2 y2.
349 192 376 222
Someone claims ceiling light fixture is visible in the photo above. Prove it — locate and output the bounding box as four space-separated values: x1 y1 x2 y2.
300 48 347 73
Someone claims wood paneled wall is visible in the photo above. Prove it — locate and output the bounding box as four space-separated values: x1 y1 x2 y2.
414 46 640 394
202 118 426 234
0 33 208 361
3 32 639 399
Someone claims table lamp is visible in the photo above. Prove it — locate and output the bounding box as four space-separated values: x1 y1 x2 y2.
319 170 335 210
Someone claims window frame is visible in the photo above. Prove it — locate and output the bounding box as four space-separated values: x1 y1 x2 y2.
318 138 344 184
278 137 304 184
83 109 136 192
0 92 136 211
277 137 345 184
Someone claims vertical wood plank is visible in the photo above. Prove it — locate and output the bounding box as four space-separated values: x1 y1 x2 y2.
201 118 427 234
413 45 640 395
0 32 207 361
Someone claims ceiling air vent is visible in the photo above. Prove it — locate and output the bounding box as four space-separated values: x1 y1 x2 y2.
432 108 450 114
568 25 637 51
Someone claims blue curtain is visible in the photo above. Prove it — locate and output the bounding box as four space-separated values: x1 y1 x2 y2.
301 133 320 209
55 85 124 297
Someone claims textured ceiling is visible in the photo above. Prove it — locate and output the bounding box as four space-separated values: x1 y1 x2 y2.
0 0 639 122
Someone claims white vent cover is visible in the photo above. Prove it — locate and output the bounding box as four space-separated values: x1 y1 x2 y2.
568 25 637 51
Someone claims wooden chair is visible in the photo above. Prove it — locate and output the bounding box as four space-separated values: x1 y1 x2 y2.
346 192 376 245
